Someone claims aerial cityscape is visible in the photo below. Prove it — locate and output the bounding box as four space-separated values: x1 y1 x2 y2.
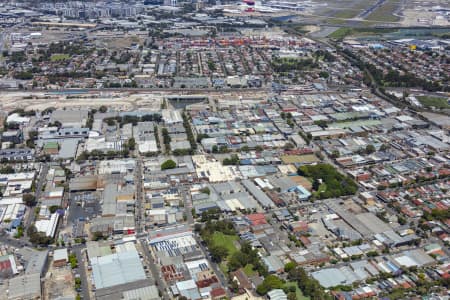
0 0 449 299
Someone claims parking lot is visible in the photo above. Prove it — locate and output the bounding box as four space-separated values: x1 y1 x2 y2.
67 192 101 241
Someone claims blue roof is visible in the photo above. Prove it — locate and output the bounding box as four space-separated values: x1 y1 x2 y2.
288 185 311 200
240 159 252 165
10 218 21 229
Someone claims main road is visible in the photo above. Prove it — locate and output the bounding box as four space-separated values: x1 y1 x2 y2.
135 154 171 300
24 163 49 239
135 156 145 234
72 245 91 300
141 240 171 300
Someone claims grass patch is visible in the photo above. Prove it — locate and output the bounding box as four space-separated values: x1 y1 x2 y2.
243 264 256 276
51 54 70 62
328 27 396 39
365 0 401 22
292 25 310 35
417 96 450 109
327 18 349 25
211 232 238 257
328 28 353 39
284 281 310 300
334 10 359 19
219 262 229 274
281 154 320 164
314 182 327 197
298 164 358 199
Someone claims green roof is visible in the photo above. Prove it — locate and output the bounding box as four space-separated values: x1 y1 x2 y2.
44 142 58 149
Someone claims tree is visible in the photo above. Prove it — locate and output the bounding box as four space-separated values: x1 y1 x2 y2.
161 128 171 152
27 225 52 245
105 119 115 126
287 292 297 300
297 164 358 199
398 215 407 225
14 225 24 238
288 266 332 299
14 71 33 80
330 150 340 159
284 261 296 273
194 223 202 232
23 193 36 207
99 105 107 113
219 145 229 153
0 166 14 174
314 120 328 128
312 179 321 191
127 138 136 151
161 159 176 170
365 144 376 154
209 245 228 263
69 253 78 269
256 275 284 295
223 154 239 166
49 205 61 213
92 231 104 241
319 71 329 78
199 187 210 195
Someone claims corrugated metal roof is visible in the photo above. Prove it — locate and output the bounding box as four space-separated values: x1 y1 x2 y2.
242 179 274 208
7 273 41 300
91 245 146 289
123 285 159 300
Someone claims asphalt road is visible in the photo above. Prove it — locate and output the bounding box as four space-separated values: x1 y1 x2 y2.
135 157 144 234
358 0 387 19
178 184 230 295
194 235 230 297
181 185 194 226
141 240 171 300
72 245 91 300
24 163 49 239
0 233 31 248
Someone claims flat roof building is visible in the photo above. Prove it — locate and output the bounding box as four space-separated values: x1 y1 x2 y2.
7 273 41 300
91 243 146 290
53 248 68 267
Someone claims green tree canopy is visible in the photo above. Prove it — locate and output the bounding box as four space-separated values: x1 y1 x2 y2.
161 159 176 170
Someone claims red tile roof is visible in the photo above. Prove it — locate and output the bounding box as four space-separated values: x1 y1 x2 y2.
246 213 267 226
210 287 227 298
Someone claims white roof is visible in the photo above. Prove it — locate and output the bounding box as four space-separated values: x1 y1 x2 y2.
396 115 414 122
267 289 287 300
184 259 209 271
148 209 166 216
6 113 30 124
1 172 35 182
35 213 59 237
53 248 68 261
138 140 158 153
91 245 146 289
176 279 197 291
394 255 417 267
0 197 23 205
48 190 64 198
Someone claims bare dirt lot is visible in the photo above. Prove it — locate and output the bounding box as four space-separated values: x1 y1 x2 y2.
0 90 269 113
44 265 77 300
